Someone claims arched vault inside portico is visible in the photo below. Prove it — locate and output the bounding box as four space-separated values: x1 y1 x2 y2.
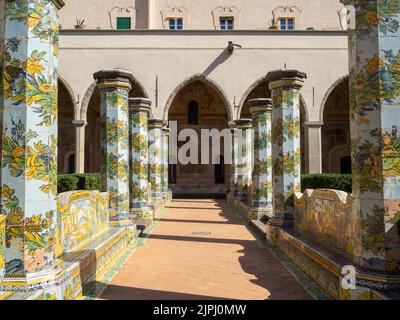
321 77 350 174
167 79 231 197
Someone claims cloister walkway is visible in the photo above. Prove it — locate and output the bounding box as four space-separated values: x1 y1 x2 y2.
100 200 312 300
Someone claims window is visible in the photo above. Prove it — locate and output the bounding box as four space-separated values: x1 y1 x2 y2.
214 156 225 184
168 164 177 184
116 17 131 30
280 18 295 30
220 17 234 30
188 100 199 125
169 18 183 30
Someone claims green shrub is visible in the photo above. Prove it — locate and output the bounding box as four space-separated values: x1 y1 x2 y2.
301 174 352 193
57 173 101 193
57 174 79 193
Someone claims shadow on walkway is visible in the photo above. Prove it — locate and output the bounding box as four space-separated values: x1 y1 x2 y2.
99 200 311 300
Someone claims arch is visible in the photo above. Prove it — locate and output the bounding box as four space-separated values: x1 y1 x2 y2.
64 151 76 174
163 74 233 122
319 74 349 123
238 76 309 122
58 74 77 112
79 75 149 121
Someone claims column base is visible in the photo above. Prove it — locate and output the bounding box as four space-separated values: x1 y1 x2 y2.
161 190 173 206
130 202 152 220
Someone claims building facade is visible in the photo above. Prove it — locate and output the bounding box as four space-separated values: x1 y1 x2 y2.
57 0 350 196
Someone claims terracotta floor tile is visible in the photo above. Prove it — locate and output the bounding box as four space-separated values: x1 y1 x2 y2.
100 200 312 300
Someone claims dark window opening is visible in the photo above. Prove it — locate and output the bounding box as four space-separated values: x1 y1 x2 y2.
67 153 75 174
340 156 351 174
214 156 225 184
188 100 199 125
169 18 183 30
169 164 177 184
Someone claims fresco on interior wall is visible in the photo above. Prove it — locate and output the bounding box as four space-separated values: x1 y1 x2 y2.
251 109 272 215
56 191 109 257
1 0 60 277
271 88 301 216
100 88 130 223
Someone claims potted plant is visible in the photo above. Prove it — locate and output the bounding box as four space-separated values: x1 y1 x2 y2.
74 18 86 30
269 18 279 30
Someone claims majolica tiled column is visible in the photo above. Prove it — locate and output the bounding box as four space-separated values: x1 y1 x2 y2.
228 122 239 196
341 0 400 290
148 119 164 200
234 119 253 202
129 98 152 220
94 69 133 226
0 0 64 282
161 127 172 204
266 69 306 227
249 99 273 220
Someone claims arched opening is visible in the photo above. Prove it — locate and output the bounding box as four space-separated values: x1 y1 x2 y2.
239 79 307 173
84 82 147 173
321 77 350 173
167 79 231 197
58 78 76 174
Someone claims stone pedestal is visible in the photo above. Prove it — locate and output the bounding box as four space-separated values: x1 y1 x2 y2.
94 69 133 227
341 0 400 293
234 119 253 203
129 98 152 220
0 0 64 288
266 69 306 227
249 98 273 220
148 119 164 201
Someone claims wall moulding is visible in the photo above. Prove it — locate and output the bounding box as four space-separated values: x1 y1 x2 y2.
161 7 190 29
211 6 242 30
109 6 137 29
272 5 302 29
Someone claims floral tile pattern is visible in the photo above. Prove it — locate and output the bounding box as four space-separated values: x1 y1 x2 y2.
160 129 169 193
350 0 400 272
1 0 60 277
99 87 130 224
129 103 151 219
269 80 304 226
148 121 163 198
250 102 273 218
234 120 253 201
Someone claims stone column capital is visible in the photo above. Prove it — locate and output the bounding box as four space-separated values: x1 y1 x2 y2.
148 118 165 129
266 69 307 90
304 121 324 128
234 119 252 129
249 98 272 115
94 69 134 90
52 0 65 9
129 97 152 113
